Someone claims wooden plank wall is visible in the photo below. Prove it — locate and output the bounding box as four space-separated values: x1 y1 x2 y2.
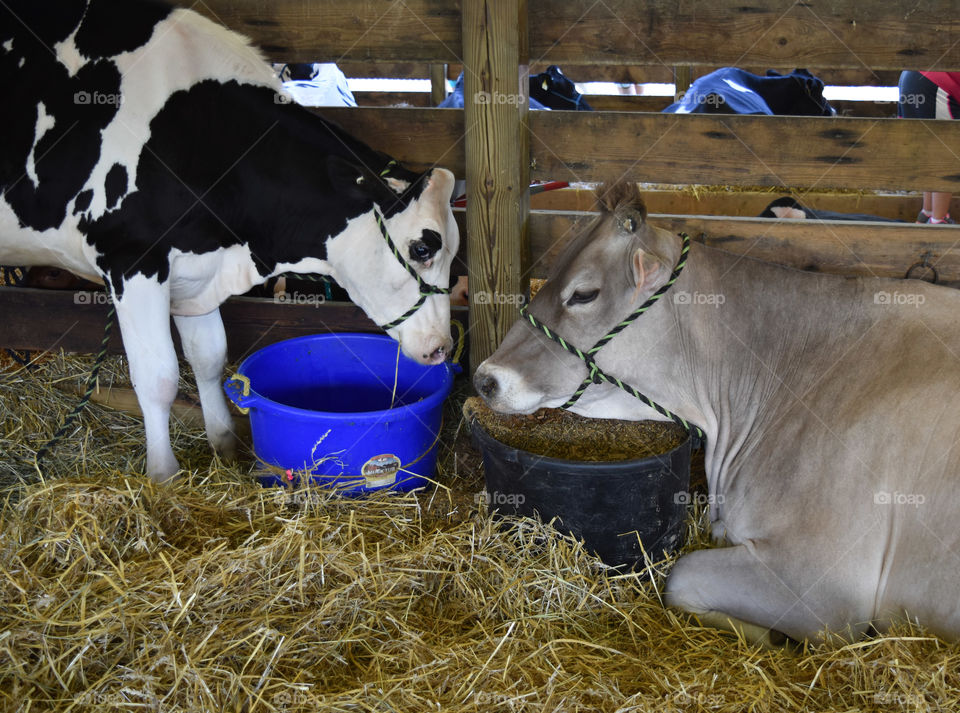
184 1 958 70
315 106 960 196
4 0 960 366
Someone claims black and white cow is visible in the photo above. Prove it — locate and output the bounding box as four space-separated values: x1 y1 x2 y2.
760 197 903 223
1 0 459 482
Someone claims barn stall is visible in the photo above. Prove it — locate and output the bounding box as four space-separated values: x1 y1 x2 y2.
2 1 960 711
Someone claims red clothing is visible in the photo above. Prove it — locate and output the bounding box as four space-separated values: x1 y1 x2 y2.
921 72 960 101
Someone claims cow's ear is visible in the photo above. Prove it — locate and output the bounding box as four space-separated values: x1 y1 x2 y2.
422 168 455 206
385 176 409 194
631 248 663 289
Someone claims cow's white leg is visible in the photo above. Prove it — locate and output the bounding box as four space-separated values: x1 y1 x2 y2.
173 309 236 460
113 276 180 482
665 545 867 645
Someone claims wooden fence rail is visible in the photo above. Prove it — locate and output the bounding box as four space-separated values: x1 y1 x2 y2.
186 0 958 71
318 107 960 195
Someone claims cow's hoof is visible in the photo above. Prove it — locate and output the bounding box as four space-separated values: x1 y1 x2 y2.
691 610 794 651
216 443 238 464
147 468 181 485
211 431 238 462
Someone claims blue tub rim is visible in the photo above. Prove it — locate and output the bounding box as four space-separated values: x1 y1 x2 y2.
224 333 455 419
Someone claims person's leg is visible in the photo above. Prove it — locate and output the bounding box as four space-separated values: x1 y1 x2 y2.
930 191 953 222
918 192 933 223
929 86 959 223
898 72 943 223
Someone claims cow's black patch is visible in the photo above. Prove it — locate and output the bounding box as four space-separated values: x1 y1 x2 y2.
74 188 93 213
74 0 171 59
409 229 442 263
1 0 123 231
83 80 429 292
0 1 86 50
104 163 127 208
2 57 122 230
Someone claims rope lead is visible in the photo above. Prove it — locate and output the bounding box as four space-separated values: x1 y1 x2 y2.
35 305 116 472
520 233 705 445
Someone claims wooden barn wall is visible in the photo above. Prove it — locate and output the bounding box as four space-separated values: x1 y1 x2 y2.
184 1 958 71
4 1 960 366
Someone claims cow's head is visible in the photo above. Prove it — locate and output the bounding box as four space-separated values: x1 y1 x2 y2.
474 182 684 418
322 158 458 365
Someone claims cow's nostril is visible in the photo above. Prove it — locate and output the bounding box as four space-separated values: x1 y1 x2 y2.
475 372 498 399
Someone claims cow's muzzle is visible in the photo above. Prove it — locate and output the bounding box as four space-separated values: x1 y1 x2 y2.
474 368 498 399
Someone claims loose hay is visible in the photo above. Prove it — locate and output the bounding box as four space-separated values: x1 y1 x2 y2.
2 354 960 712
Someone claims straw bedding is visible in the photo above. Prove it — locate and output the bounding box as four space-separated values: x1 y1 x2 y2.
2 352 959 712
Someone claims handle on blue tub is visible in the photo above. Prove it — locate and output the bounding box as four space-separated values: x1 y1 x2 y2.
224 373 257 414
450 319 465 374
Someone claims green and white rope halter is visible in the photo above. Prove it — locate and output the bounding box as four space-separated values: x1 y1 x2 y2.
518 232 705 444
374 160 451 331
374 206 452 330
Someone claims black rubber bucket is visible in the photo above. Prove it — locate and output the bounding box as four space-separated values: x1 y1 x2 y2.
470 418 692 569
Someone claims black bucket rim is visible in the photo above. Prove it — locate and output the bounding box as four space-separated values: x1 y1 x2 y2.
468 415 692 474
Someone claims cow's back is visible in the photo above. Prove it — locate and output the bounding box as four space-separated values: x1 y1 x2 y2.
0 0 278 277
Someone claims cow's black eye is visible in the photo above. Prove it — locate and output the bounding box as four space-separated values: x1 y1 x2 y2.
566 289 599 306
408 229 442 263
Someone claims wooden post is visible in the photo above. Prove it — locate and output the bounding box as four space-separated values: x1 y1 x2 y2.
674 65 692 101
429 64 448 105
462 0 530 370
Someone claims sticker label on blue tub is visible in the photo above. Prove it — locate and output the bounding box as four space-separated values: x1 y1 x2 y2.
362 454 401 488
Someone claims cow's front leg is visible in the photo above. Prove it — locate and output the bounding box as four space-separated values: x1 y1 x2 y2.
664 544 865 646
113 276 180 482
173 309 236 460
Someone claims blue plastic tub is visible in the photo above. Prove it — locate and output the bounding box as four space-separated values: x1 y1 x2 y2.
224 334 454 494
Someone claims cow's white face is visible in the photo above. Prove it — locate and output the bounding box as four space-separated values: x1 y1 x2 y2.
325 167 458 365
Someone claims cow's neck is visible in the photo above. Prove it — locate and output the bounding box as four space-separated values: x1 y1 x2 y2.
663 245 872 520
